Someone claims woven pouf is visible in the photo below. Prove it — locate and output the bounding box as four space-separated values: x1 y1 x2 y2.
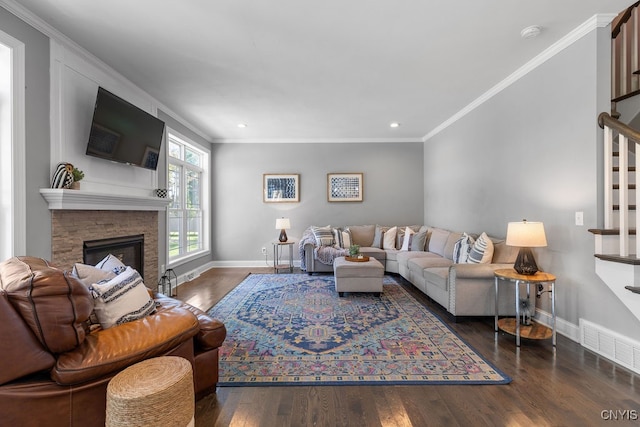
106 356 195 427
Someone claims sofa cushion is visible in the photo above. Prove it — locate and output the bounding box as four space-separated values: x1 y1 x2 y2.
467 232 494 264
443 231 463 261
358 247 386 264
0 256 93 354
423 267 450 292
407 255 453 275
89 267 156 329
396 251 432 268
346 224 375 247
312 226 334 246
0 291 55 386
52 306 199 385
427 228 450 257
492 239 518 263
383 226 397 250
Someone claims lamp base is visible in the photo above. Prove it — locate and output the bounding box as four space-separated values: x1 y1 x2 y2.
514 247 539 275
279 229 288 242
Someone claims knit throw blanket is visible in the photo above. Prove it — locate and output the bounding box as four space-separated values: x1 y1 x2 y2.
299 227 347 271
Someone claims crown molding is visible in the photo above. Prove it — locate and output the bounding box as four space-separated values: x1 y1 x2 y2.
423 13 618 142
211 137 423 144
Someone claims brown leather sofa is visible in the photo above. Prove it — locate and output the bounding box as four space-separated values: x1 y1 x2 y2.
0 256 226 427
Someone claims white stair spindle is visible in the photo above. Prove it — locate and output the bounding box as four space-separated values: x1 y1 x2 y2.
604 125 613 229
619 134 629 256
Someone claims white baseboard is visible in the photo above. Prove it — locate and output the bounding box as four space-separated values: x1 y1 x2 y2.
173 261 216 288
534 309 580 343
209 260 302 268
580 318 640 375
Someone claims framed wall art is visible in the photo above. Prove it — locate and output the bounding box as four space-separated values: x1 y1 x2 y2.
263 174 300 203
327 173 363 202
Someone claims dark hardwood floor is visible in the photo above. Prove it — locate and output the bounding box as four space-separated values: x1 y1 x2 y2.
178 268 640 426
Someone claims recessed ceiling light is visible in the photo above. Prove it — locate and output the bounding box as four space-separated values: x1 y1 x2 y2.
237 123 248 128
390 122 401 128
521 25 542 39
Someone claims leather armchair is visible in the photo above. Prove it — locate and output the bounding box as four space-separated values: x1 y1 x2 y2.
0 256 226 427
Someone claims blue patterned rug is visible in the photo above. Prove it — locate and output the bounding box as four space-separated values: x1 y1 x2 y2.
208 274 510 386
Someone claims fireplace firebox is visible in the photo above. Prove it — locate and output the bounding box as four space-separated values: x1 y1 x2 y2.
83 234 144 278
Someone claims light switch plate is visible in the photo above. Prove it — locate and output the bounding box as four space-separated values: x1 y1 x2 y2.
575 211 584 226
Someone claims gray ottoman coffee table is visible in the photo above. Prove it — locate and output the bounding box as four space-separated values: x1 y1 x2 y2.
333 256 384 296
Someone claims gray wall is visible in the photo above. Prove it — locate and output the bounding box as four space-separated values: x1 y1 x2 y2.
211 142 424 263
0 7 51 259
424 27 640 341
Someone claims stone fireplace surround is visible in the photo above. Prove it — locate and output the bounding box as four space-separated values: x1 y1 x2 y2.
41 188 171 288
52 210 160 287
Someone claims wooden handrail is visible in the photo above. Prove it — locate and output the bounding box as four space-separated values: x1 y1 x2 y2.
598 112 640 144
612 1 640 38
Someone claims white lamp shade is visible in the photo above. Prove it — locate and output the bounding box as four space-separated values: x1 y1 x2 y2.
506 221 547 247
275 218 291 230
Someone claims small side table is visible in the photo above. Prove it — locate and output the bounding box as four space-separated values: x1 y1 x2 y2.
494 268 556 347
272 241 295 273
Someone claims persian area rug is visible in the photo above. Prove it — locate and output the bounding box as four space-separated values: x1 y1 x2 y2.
208 274 511 386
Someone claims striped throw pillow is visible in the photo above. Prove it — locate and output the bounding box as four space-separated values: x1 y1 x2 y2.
467 232 494 264
312 226 334 246
453 232 475 263
89 267 156 329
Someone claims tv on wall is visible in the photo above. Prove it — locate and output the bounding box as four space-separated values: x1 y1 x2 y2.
85 87 166 170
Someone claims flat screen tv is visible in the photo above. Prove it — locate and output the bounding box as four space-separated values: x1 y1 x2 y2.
85 87 165 170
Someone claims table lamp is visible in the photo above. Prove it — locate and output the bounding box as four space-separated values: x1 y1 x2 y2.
275 217 291 242
506 220 547 275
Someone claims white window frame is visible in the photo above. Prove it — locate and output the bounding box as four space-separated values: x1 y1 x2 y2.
0 31 26 260
166 128 210 267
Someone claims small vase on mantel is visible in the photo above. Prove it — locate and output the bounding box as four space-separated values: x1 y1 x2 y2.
69 181 80 190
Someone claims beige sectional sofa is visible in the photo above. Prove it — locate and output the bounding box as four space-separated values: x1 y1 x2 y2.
301 224 519 317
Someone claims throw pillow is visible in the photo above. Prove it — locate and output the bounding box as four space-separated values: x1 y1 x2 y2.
400 227 415 251
333 228 343 248
72 263 117 286
467 232 494 264
411 229 428 251
372 225 387 248
95 254 126 275
453 233 475 263
89 266 156 329
341 229 352 248
383 226 397 250
311 226 334 246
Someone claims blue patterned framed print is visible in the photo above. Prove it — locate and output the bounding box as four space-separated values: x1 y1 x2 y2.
327 173 363 202
263 174 300 203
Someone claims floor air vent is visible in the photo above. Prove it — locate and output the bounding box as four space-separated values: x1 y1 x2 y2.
580 319 640 374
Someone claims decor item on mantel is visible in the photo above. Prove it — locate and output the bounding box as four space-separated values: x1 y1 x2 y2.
275 217 291 242
70 167 84 190
155 189 168 198
506 219 547 275
51 162 75 189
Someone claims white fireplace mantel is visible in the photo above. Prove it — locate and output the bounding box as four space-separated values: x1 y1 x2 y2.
40 189 171 211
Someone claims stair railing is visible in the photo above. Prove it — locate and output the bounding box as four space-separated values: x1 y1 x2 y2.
599 112 640 256
612 1 640 104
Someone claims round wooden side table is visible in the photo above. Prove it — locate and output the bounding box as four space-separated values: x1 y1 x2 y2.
494 268 556 347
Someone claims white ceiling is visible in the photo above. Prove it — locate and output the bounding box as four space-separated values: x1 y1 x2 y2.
7 0 636 142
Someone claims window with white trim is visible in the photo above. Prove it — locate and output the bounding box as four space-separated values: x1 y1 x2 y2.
167 130 209 264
